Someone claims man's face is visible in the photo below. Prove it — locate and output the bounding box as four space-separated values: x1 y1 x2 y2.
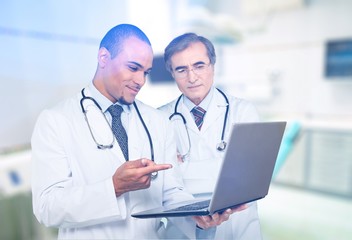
170 42 214 106
98 36 153 105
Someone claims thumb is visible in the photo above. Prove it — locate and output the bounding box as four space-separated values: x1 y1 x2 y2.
140 158 155 167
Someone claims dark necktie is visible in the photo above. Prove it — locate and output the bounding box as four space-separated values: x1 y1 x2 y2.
107 105 129 160
191 106 206 130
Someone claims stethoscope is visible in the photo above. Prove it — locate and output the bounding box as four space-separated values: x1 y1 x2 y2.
169 88 229 160
80 88 157 180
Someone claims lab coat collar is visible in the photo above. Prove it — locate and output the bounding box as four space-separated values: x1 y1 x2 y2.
199 88 227 133
181 87 215 134
180 87 225 134
183 87 214 111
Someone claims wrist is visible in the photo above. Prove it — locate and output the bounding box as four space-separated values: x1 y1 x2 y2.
112 176 123 197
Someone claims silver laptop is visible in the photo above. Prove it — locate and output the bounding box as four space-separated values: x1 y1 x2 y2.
132 121 286 218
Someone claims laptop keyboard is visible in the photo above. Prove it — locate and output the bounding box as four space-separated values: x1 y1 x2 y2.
164 199 211 212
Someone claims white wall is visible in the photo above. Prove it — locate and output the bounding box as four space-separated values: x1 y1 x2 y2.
139 0 352 121
217 0 352 119
0 0 129 150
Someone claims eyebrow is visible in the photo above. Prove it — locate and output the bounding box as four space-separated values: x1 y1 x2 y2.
128 61 152 72
174 60 207 71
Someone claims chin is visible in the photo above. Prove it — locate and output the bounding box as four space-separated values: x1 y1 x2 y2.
118 97 134 105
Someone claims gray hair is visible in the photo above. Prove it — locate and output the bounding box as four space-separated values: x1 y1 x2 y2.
164 33 216 72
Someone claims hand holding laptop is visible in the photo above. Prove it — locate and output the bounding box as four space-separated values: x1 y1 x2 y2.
131 122 287 219
112 158 172 197
193 204 248 229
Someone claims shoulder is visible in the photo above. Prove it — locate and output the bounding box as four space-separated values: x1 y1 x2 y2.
134 99 170 121
215 89 255 109
229 95 256 109
32 93 81 143
216 90 260 121
36 93 80 125
230 97 260 121
157 98 178 115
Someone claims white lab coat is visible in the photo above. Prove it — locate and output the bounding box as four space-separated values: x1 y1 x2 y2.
31 88 195 239
159 88 263 239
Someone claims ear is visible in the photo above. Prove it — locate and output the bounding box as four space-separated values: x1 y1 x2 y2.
171 71 175 79
98 47 110 68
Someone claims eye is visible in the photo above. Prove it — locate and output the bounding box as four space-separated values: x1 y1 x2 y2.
128 65 139 72
195 64 206 70
175 68 186 73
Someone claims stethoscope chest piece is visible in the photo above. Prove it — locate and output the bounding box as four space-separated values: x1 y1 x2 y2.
216 140 227 151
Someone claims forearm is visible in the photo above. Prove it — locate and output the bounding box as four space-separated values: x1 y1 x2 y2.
32 176 126 228
31 113 126 228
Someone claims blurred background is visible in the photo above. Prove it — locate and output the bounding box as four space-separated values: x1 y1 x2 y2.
0 0 351 239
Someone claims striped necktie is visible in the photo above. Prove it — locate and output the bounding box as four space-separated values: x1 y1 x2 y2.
191 106 206 130
107 105 129 160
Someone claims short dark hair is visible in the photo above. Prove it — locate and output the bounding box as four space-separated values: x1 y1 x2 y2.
99 24 151 59
164 33 216 72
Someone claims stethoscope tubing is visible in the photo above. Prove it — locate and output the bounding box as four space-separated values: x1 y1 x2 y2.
80 88 157 179
170 88 230 152
216 88 229 151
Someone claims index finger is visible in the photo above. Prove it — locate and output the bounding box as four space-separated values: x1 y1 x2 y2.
140 163 172 176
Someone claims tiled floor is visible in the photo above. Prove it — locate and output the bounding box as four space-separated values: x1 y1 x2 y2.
259 184 352 240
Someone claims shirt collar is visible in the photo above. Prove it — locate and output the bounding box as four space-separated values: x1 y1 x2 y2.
87 82 131 113
183 86 215 112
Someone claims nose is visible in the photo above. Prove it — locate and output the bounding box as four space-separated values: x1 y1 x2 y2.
134 72 146 86
188 69 198 83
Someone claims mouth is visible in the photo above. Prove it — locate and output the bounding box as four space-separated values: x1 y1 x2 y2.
127 85 141 95
188 84 202 90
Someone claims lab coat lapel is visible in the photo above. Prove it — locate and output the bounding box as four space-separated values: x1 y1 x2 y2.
128 104 151 161
201 90 226 133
